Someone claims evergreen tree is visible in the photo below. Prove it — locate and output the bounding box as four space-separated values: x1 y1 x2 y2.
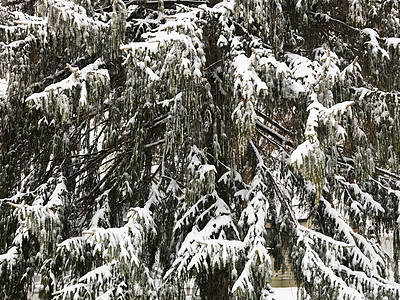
1 0 400 299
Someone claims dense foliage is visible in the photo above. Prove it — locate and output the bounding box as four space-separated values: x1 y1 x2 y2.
1 0 400 299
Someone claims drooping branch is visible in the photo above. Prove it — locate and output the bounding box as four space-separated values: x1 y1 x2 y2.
256 121 294 148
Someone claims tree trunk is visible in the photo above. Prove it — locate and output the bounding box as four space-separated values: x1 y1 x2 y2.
199 267 230 300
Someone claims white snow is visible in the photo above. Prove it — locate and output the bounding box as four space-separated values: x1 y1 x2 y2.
79 262 113 284
25 59 109 114
198 164 216 180
290 140 315 168
0 246 18 264
47 178 67 207
362 28 389 59
385 37 400 49
271 287 298 300
217 34 228 47
0 78 7 98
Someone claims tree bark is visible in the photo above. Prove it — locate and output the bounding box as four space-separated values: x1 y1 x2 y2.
199 267 230 300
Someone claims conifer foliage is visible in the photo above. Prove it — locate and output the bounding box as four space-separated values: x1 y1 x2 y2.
1 0 400 299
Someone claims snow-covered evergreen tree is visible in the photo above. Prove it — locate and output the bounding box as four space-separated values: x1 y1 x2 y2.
1 0 400 299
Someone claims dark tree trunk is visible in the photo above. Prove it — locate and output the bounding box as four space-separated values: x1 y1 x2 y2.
209 0 222 7
199 267 230 300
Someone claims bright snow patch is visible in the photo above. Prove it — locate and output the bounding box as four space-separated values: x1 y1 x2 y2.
385 37 400 49
271 287 298 300
0 78 7 97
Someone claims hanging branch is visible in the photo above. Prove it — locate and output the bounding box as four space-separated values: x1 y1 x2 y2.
255 121 294 148
255 109 293 137
250 141 298 226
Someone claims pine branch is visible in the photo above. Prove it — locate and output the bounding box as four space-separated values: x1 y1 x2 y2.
255 121 294 148
250 141 298 226
336 154 400 181
255 109 293 136
30 55 97 93
256 128 289 152
308 11 359 33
